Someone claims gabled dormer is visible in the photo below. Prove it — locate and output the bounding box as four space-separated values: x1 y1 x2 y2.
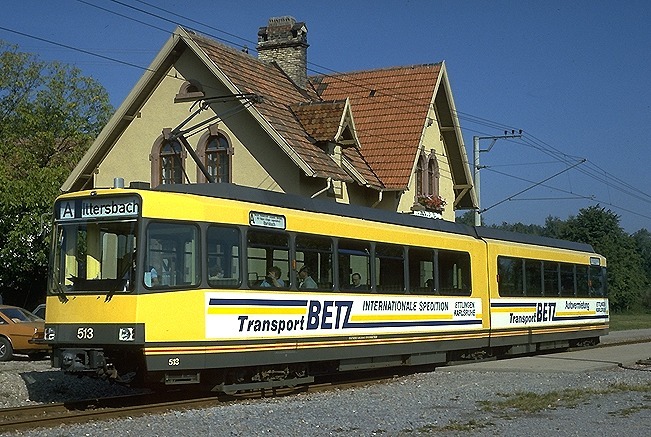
291 99 382 194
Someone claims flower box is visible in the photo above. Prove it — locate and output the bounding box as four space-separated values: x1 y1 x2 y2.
414 194 446 213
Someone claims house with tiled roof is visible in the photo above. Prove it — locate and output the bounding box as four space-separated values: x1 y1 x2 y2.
63 17 477 220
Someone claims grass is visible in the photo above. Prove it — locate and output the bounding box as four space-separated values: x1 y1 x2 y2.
608 312 651 331
609 404 651 418
408 420 493 434
479 382 651 415
479 389 589 414
441 420 492 432
408 384 651 433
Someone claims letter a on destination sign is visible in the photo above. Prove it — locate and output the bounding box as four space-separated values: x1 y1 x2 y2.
60 201 75 219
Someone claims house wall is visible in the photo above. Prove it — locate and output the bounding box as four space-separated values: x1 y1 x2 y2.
96 64 197 187
344 184 397 211
396 104 455 222
96 50 301 193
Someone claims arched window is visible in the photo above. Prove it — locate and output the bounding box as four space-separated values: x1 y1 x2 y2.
416 155 427 196
161 140 184 184
206 134 230 183
174 80 205 103
197 125 233 183
150 131 187 186
427 155 440 196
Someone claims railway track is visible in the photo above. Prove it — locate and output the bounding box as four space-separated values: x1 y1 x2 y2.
0 392 229 433
1 338 649 433
0 368 411 433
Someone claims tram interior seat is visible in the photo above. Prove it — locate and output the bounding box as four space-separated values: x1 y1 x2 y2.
341 283 366 291
248 272 261 288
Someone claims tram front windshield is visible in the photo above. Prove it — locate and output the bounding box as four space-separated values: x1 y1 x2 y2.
50 220 138 294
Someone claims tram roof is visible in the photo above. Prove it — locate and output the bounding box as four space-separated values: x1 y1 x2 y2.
473 226 594 253
154 183 595 254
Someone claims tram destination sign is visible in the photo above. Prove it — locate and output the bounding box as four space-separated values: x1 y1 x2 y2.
58 196 140 221
249 211 286 229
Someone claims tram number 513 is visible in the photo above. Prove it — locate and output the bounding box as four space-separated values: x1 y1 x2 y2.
77 327 94 340
168 357 180 366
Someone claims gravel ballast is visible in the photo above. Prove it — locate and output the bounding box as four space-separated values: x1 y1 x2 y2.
1 356 650 436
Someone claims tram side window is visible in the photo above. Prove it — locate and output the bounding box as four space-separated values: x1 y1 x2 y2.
524 259 543 296
560 263 576 297
439 250 471 296
145 222 200 288
576 265 589 297
589 266 607 296
296 235 333 290
409 247 435 295
247 230 290 289
207 226 240 288
375 243 405 293
496 256 604 298
498 256 523 296
543 262 560 296
339 239 370 291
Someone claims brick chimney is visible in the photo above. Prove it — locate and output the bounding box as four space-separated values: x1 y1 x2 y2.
257 16 309 89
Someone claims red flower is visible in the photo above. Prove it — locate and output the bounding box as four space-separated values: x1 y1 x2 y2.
417 194 446 211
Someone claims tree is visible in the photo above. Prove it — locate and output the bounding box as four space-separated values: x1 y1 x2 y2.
455 210 479 226
555 205 648 312
492 221 547 236
632 229 651 280
0 41 113 307
542 216 568 239
632 228 651 309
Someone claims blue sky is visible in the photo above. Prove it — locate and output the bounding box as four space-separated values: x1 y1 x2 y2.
3 1 650 232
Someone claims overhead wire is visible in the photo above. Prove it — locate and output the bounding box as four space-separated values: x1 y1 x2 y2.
482 160 586 213
486 131 651 209
485 160 561 168
0 25 149 73
519 130 640 195
484 167 596 202
518 134 651 205
129 0 253 46
483 166 651 221
103 0 247 47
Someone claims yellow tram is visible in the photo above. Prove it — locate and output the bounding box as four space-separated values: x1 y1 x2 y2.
45 183 608 390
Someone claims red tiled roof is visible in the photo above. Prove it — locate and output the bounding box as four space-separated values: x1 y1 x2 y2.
187 30 442 191
342 147 383 189
311 64 442 190
187 31 351 182
290 100 347 142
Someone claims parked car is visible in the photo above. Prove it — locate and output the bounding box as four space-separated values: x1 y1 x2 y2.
0 305 49 361
32 304 46 320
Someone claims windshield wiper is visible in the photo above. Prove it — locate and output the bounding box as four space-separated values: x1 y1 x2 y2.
54 280 69 303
